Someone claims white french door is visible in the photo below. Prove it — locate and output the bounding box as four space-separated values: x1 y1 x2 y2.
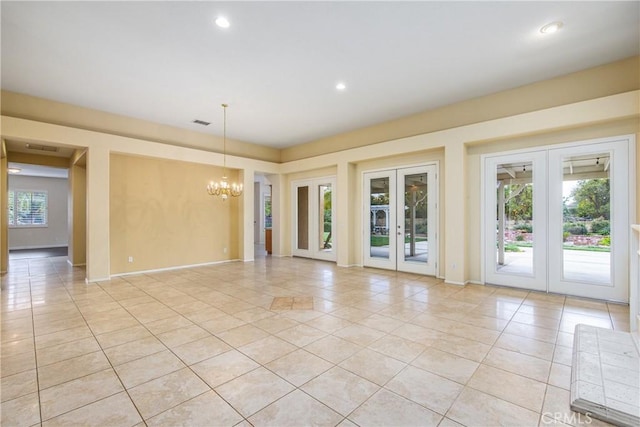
484 151 548 291
292 177 336 262
548 140 630 301
484 137 633 302
364 165 438 275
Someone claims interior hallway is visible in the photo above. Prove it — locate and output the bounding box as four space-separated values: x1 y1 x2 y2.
0 255 629 426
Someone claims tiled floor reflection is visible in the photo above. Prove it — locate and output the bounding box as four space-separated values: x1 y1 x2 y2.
1 256 630 426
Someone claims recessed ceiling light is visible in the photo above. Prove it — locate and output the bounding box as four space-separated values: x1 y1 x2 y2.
336 82 347 91
8 168 21 174
215 16 230 29
540 21 563 34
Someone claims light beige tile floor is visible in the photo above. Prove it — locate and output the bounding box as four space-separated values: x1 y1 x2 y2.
1 255 630 426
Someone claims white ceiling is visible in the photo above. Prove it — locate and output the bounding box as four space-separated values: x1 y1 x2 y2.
2 1 639 149
8 163 68 179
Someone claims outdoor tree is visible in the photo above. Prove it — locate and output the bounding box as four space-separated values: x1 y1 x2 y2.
505 184 533 221
571 179 610 220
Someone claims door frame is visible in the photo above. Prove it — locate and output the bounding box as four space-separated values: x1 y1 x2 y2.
363 169 397 271
548 139 631 301
362 162 439 276
482 150 548 291
396 165 438 275
291 176 337 262
481 134 636 302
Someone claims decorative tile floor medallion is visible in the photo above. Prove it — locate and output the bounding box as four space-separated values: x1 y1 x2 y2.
270 297 314 310
571 324 640 427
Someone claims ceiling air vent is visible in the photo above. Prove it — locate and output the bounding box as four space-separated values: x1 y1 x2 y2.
192 119 211 126
25 143 58 152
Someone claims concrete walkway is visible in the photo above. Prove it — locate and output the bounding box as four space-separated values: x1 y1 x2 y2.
497 247 610 283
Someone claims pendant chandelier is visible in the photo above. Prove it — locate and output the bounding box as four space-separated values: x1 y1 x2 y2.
207 103 243 200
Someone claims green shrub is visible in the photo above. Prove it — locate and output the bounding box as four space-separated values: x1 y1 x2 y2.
514 223 533 233
563 231 570 242
599 236 611 246
504 244 522 252
515 234 525 241
590 219 610 235
563 222 587 235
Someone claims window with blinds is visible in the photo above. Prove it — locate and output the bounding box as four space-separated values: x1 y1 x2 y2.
8 190 48 226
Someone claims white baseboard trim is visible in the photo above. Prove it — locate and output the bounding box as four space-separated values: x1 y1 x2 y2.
67 259 86 267
109 259 240 279
465 280 484 285
444 280 465 286
10 244 68 250
337 263 362 268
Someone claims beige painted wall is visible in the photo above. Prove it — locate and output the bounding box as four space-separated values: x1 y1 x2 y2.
279 91 638 284
0 57 637 286
282 56 640 162
110 153 240 274
1 91 281 163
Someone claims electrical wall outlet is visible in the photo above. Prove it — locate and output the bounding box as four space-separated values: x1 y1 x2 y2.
128 256 133 263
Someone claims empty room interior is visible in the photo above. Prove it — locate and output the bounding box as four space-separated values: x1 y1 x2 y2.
1 2 639 427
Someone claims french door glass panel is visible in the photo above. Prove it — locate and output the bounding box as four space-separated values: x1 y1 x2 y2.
397 166 437 274
548 140 628 301
484 152 547 291
560 152 611 284
318 183 333 255
297 186 309 251
364 166 437 275
364 171 396 270
370 175 394 260
292 178 336 261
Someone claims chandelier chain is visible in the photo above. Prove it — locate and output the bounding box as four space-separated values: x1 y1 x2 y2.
206 103 243 200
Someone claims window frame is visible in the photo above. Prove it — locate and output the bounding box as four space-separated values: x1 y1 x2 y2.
8 189 49 228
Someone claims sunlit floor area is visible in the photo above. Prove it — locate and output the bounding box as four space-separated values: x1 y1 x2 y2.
1 256 629 426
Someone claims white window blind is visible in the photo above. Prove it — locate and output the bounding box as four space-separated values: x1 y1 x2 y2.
8 190 48 226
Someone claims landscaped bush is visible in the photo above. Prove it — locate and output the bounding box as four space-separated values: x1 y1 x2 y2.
515 234 525 241
599 236 611 246
416 223 428 235
514 223 533 233
590 219 610 235
563 222 588 235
